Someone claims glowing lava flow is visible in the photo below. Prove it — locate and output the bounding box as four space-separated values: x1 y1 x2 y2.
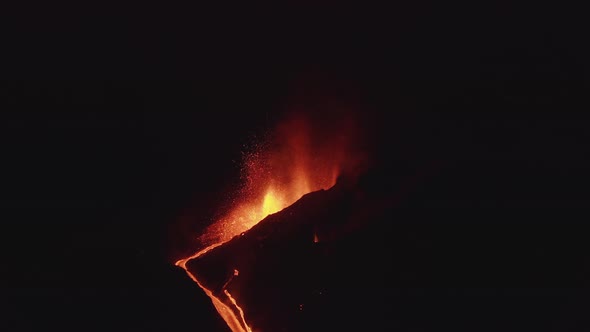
175 244 251 332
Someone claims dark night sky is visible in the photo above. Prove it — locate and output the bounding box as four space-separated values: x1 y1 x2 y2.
1 2 589 331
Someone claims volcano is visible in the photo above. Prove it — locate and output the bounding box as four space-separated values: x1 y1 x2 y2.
184 173 365 332
179 166 395 332
177 159 590 332
173 111 590 332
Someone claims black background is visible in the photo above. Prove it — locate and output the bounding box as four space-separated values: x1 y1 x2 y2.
2 2 589 331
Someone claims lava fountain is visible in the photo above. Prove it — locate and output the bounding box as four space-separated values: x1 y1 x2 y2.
175 111 363 332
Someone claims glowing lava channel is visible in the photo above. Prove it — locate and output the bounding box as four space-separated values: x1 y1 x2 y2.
175 244 252 332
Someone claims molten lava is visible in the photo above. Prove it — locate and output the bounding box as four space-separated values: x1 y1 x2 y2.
262 188 283 217
175 113 362 332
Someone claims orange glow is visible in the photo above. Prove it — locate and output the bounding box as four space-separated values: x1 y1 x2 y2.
175 112 363 332
262 187 283 217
